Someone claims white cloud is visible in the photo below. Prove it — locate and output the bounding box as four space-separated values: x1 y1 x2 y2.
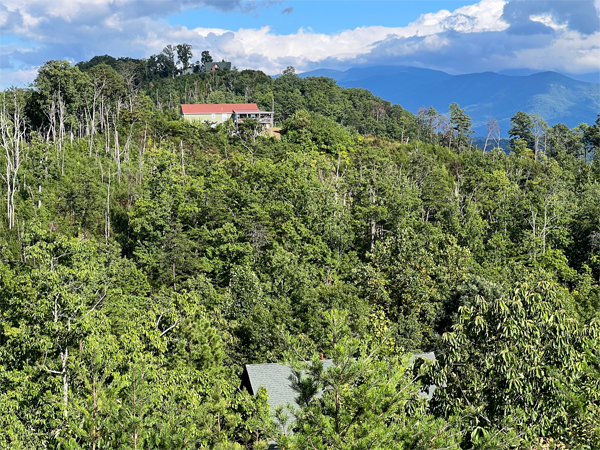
140 0 599 76
511 29 600 72
411 0 509 34
136 0 511 73
1 0 599 88
0 67 39 87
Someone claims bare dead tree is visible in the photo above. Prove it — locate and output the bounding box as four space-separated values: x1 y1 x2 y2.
45 95 57 143
119 61 141 113
180 139 185 177
416 106 427 142
49 90 68 175
105 167 111 243
104 103 112 156
484 119 500 153
122 119 137 167
438 114 452 149
90 70 108 138
426 106 438 143
139 123 147 185
431 111 446 145
0 91 26 230
371 102 386 122
531 114 549 161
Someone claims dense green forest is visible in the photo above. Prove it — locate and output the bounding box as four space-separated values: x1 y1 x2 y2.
1 50 600 449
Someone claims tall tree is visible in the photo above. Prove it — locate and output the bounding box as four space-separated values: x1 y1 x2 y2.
0 89 26 230
428 282 600 448
530 113 549 160
449 103 473 152
30 60 91 141
201 50 213 68
508 111 534 151
548 122 583 158
161 45 177 78
176 43 193 72
279 310 460 450
483 118 500 153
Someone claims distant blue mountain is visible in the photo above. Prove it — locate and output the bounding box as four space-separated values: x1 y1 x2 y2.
498 69 600 84
562 72 600 84
299 66 600 136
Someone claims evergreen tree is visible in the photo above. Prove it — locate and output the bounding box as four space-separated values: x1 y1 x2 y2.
509 110 535 151
449 102 473 152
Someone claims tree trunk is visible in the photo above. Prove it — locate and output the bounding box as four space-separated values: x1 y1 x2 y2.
180 140 185 176
105 170 111 243
62 346 69 417
0 92 25 230
370 219 376 251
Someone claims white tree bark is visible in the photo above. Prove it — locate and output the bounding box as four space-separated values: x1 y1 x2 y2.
0 91 26 230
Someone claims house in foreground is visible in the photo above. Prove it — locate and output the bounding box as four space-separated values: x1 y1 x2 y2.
241 360 335 415
180 103 274 129
240 352 437 416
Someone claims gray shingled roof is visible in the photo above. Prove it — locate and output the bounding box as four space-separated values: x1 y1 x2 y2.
412 352 439 399
244 360 335 413
244 353 437 412
245 363 298 412
412 351 436 362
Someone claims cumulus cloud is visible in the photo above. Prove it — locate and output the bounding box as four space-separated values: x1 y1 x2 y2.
168 0 599 76
1 0 599 88
0 0 279 54
502 0 600 35
361 0 600 74
0 67 39 86
0 0 277 28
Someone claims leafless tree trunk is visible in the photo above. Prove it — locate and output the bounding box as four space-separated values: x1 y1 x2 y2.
46 95 57 143
119 62 141 113
56 91 67 175
416 106 427 142
531 114 548 161
180 139 185 176
372 102 385 122
122 120 136 165
0 91 26 230
484 118 500 153
90 72 106 137
114 126 121 182
139 123 147 185
112 99 124 182
370 188 378 250
105 167 111 243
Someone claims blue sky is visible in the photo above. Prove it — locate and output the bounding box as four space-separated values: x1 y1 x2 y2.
169 1 477 35
1 0 599 87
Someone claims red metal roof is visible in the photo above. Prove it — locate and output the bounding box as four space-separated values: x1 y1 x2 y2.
181 104 259 114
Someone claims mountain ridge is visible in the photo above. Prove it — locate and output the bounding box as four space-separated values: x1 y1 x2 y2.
299 66 600 135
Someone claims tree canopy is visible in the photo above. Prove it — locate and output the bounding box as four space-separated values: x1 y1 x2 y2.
0 54 599 449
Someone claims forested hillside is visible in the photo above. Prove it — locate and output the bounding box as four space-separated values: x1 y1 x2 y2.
1 54 600 449
300 65 600 135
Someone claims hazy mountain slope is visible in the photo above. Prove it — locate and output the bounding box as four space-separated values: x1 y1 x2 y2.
300 66 600 135
301 65 452 85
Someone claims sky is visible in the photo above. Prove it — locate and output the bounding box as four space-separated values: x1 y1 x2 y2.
1 0 599 87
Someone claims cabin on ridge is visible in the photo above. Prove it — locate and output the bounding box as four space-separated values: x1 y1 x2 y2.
180 103 274 129
205 61 232 71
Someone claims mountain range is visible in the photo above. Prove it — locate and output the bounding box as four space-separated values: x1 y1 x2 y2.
299 66 600 136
